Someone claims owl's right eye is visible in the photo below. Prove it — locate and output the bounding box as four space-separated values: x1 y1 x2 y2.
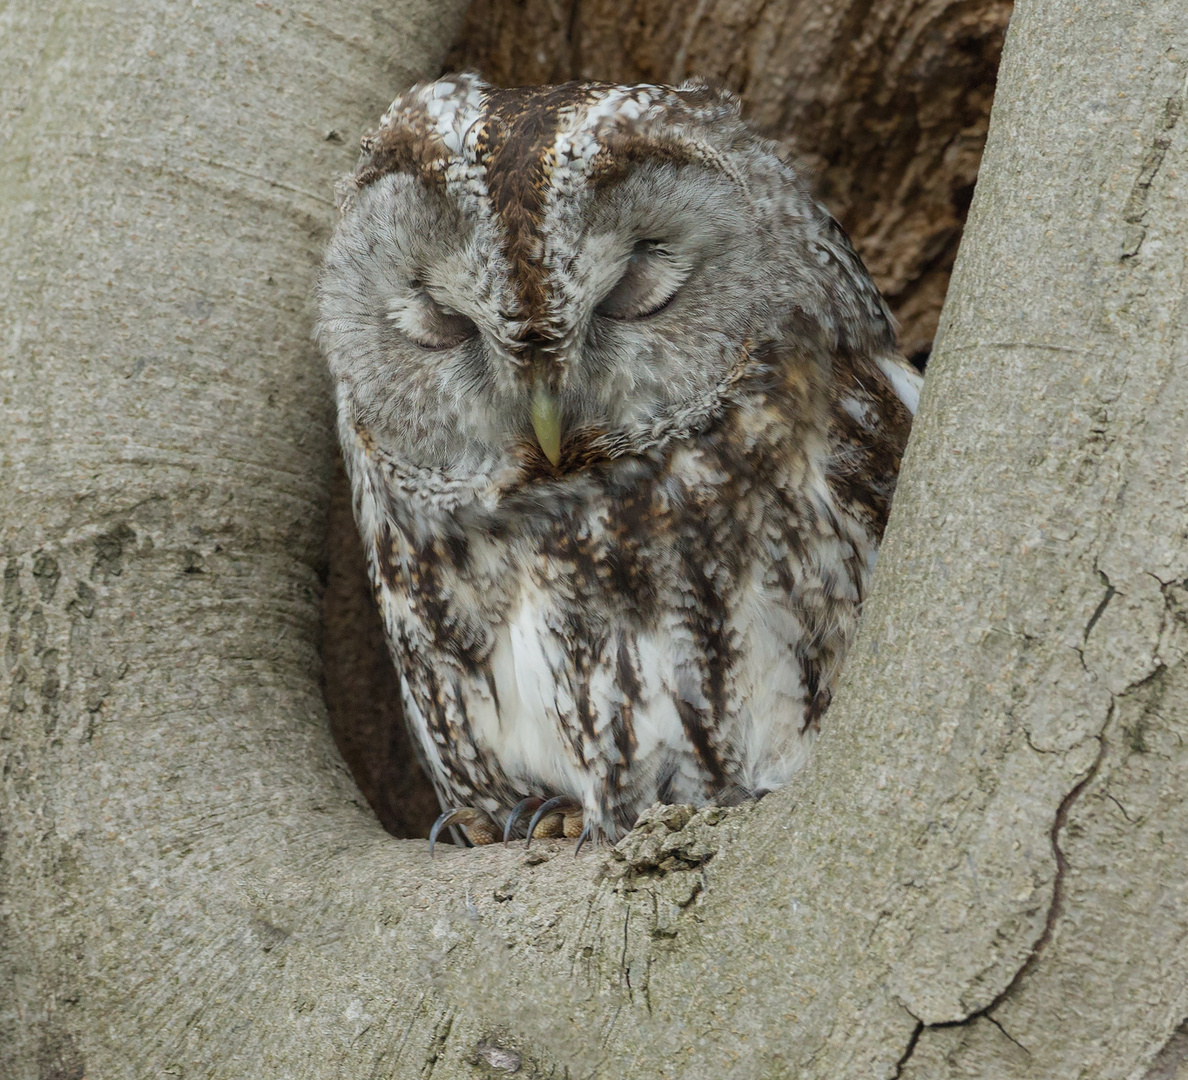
387 286 477 350
596 239 690 321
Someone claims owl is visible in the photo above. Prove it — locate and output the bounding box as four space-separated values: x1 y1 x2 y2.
317 75 921 851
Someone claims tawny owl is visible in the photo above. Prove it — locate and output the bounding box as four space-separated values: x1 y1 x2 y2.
317 75 921 851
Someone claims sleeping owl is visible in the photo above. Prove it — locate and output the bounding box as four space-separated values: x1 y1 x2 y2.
316 75 921 851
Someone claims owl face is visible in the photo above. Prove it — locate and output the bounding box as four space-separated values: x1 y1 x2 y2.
318 75 895 472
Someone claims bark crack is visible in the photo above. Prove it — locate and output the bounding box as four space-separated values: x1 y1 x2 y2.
985 1013 1031 1055
1120 61 1188 258
420 1011 456 1080
891 726 1110 1073
619 906 632 993
1104 790 1136 823
890 1018 924 1078
1083 576 1117 643
979 726 1107 1016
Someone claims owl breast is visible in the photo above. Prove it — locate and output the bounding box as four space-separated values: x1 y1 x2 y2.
345 345 908 840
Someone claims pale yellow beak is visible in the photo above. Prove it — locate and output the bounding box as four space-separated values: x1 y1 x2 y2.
530 379 562 466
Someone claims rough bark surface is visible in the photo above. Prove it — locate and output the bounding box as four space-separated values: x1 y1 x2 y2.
2 2 1185 1079
330 0 1014 838
0 0 471 1072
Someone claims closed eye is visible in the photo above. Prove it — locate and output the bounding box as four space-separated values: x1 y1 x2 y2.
387 281 477 350
596 239 690 321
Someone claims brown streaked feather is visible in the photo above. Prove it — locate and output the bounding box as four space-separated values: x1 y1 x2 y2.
356 124 451 191
481 85 604 331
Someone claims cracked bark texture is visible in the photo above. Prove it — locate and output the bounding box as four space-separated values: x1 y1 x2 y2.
2 2 1186 1080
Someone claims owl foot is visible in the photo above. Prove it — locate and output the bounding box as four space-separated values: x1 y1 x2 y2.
502 795 582 845
502 797 546 844
429 806 500 855
430 799 592 856
574 819 597 855
524 796 585 848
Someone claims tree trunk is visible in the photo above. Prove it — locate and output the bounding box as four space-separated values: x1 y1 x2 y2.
2 3 1186 1080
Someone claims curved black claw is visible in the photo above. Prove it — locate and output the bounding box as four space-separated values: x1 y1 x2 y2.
429 808 466 857
503 797 545 846
525 795 577 849
574 820 596 857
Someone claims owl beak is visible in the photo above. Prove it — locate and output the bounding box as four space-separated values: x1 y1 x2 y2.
530 380 562 466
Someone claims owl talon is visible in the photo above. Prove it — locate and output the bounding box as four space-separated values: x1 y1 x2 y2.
503 797 545 845
525 796 583 848
574 820 596 856
429 806 499 855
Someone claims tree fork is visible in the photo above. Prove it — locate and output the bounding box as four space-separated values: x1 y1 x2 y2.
2 1 1186 1078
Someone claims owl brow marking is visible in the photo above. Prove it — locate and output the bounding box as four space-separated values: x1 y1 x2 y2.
587 130 748 193
477 84 603 333
354 123 451 194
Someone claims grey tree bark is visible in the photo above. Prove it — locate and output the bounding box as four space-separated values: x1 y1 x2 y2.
1 2 1185 1079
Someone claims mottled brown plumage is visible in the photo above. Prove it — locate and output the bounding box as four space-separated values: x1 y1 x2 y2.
318 74 921 846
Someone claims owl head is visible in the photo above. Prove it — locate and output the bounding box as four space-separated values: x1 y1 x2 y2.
317 74 896 473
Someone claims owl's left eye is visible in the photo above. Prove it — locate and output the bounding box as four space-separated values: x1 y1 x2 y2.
596 240 689 321
388 286 477 350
